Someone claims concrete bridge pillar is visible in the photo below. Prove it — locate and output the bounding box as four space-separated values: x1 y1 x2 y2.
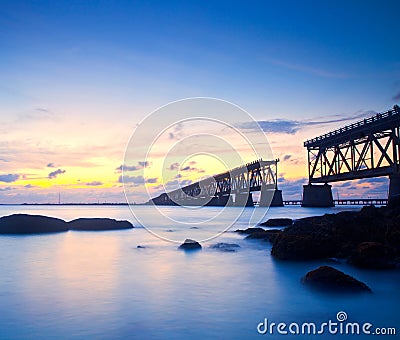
235 192 254 207
302 183 334 207
259 189 284 207
388 174 400 205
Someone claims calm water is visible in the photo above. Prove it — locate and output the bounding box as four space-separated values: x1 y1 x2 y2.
0 205 399 339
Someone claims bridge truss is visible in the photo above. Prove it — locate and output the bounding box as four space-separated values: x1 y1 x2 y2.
305 105 400 183
151 159 279 206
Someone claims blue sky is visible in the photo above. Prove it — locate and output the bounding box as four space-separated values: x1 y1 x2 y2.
0 0 399 202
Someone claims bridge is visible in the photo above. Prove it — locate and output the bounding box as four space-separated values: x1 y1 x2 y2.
303 105 400 206
150 159 284 207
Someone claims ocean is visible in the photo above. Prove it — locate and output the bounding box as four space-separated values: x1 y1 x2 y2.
0 205 399 339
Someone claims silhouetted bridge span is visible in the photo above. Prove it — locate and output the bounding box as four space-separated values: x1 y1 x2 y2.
303 105 400 207
150 159 284 207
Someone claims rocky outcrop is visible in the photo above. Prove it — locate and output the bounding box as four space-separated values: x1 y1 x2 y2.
68 218 133 231
209 243 240 252
349 242 396 269
0 214 68 234
245 229 282 243
178 239 202 250
0 214 133 234
259 218 292 227
271 205 400 263
302 266 371 292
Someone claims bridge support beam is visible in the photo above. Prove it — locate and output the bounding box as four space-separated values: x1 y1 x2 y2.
259 189 284 207
389 174 400 206
302 184 334 207
235 192 254 207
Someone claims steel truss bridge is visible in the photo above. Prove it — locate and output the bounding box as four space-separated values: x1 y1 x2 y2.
150 159 280 206
305 105 400 183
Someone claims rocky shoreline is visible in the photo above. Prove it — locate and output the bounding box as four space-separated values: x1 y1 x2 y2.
0 214 133 233
237 203 400 292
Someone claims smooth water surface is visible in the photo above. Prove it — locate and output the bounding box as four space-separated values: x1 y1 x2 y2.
0 205 398 339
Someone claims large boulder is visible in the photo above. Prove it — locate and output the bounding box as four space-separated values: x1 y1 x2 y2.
259 218 292 227
271 205 400 262
178 239 202 251
302 266 371 292
349 242 396 269
245 229 282 243
0 214 68 234
68 218 133 231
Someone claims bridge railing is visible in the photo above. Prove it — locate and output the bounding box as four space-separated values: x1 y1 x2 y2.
304 105 400 147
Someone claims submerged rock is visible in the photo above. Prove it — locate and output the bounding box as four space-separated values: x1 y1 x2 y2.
0 214 68 234
178 239 202 250
302 266 371 292
260 218 292 227
209 242 240 252
349 242 396 269
68 218 133 231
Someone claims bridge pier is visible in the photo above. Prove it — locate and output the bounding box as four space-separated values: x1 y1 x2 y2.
302 184 334 207
234 192 254 207
259 189 284 207
389 174 400 205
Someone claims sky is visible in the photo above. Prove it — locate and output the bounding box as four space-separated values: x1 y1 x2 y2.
0 0 399 203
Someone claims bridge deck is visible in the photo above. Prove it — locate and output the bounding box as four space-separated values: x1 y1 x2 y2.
304 106 400 148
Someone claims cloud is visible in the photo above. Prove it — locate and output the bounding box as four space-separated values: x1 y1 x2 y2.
265 57 351 79
118 175 157 185
238 110 377 134
86 181 103 186
24 184 34 188
47 163 55 168
0 174 20 183
48 169 66 179
0 186 15 191
116 161 151 173
169 162 180 171
115 164 138 172
393 92 400 101
138 161 150 168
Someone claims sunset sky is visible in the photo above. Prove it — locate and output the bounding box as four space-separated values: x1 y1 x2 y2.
1 1 399 203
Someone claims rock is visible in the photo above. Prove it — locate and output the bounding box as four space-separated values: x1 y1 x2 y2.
0 214 68 234
68 218 133 231
302 266 371 292
259 218 292 227
349 242 396 269
178 239 202 250
209 243 240 252
235 227 265 235
245 229 282 243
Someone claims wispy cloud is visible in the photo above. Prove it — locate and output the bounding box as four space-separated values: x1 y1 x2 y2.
0 173 20 183
115 161 151 173
266 57 351 79
238 110 376 134
85 181 103 186
393 92 400 101
118 175 157 186
48 169 66 179
0 186 15 191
